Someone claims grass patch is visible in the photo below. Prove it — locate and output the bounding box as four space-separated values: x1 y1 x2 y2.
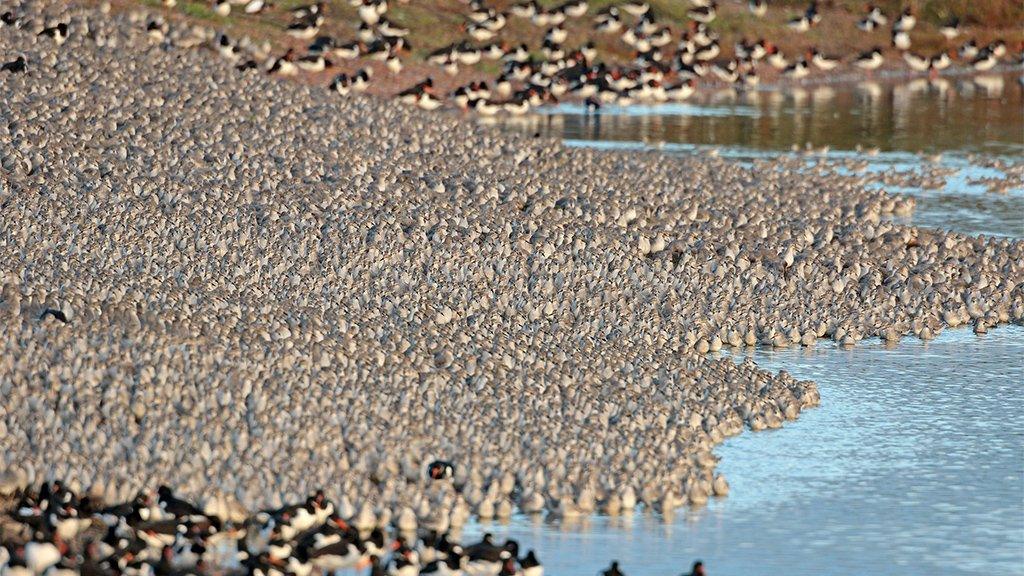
180 1 219 20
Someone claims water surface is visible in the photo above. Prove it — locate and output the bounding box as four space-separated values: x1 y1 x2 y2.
462 327 1024 575
510 74 1024 155
469 74 1024 573
495 73 1024 238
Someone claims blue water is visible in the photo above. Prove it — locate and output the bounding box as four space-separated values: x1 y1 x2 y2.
461 327 1024 575
475 76 1024 574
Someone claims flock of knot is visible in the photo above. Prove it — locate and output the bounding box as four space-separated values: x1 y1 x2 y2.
0 0 1022 574
19 0 1015 113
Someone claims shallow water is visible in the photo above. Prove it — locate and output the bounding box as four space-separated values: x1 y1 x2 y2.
462 327 1024 575
495 73 1024 238
467 75 1024 573
506 73 1024 156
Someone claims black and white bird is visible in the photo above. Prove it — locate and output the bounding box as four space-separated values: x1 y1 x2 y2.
938 17 960 40
38 22 68 45
1 56 26 73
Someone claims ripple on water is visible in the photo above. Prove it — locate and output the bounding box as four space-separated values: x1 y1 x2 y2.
461 326 1024 576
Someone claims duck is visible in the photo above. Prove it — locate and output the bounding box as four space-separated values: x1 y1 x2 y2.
38 22 68 45
748 0 767 17
988 40 1007 58
893 7 915 31
938 17 960 40
808 48 839 70
854 47 884 71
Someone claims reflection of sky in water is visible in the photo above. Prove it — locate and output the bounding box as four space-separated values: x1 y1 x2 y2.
559 139 1024 238
528 73 1024 237
537 102 761 118
459 327 1024 576
498 73 1024 156
476 75 1024 573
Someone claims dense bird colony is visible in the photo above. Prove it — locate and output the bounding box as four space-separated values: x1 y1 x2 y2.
1 0 1023 537
1 480 557 576
55 0 1024 113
